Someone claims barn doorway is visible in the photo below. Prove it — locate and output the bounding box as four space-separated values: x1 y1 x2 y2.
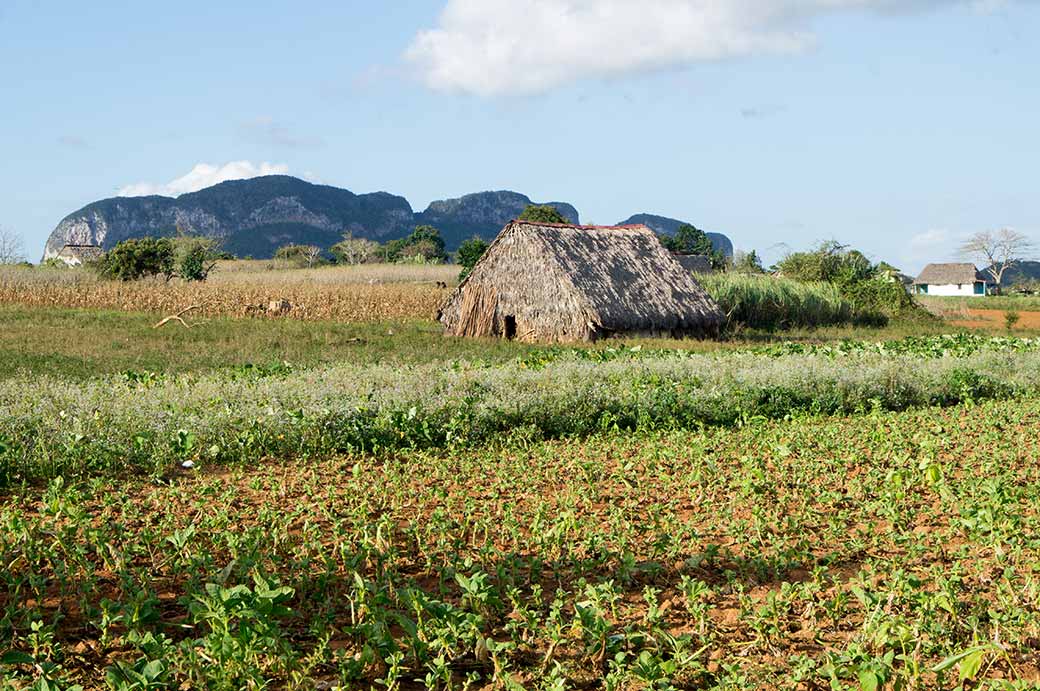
504 315 517 340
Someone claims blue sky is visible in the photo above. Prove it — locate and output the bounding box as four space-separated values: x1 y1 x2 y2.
1 0 1037 271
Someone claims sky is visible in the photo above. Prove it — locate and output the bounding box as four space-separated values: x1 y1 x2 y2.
1 0 1038 272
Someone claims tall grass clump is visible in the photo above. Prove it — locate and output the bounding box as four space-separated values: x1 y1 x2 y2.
701 273 854 330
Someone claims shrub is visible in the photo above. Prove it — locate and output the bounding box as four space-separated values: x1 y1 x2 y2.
732 250 765 274
774 241 918 319
95 238 175 281
840 278 914 321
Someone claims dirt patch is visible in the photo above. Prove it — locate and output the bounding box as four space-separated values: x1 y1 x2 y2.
949 308 1040 331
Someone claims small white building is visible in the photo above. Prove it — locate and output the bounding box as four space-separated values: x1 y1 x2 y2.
913 263 994 296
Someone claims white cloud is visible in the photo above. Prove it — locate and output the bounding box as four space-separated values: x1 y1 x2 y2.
118 161 290 197
406 0 982 95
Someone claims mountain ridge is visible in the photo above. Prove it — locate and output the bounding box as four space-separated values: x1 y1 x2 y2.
44 176 733 260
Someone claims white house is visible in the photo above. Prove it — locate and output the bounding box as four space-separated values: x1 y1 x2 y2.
913 263 994 296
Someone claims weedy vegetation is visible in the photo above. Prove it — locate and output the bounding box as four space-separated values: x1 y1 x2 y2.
4 396 1040 689
2 263 1040 689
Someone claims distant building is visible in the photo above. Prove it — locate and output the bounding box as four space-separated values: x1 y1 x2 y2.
913 263 994 296
672 254 714 275
53 244 103 267
879 268 914 293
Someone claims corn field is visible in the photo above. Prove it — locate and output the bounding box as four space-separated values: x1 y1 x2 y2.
0 264 454 321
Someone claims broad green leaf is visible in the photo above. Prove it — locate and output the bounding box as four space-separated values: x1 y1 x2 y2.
1 650 34 665
858 669 879 691
959 648 987 681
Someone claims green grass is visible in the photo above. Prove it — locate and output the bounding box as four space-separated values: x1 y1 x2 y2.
920 294 1040 312
0 305 967 381
701 273 857 329
0 306 528 380
4 398 1040 688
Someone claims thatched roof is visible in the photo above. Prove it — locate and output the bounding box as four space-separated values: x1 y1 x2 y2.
914 263 988 285
673 254 714 274
439 220 724 341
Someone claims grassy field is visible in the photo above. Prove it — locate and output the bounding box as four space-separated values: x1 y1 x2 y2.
0 301 988 382
3 265 1040 689
918 294 1040 313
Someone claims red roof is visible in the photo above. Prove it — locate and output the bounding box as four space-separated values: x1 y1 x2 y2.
512 220 651 231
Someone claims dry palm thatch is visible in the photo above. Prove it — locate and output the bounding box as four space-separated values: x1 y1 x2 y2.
914 263 988 286
439 221 724 342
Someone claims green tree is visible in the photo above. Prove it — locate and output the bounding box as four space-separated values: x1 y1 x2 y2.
733 249 765 274
95 237 175 281
174 235 220 281
456 236 490 280
660 224 725 269
379 238 407 263
518 205 570 224
404 225 447 262
379 226 448 263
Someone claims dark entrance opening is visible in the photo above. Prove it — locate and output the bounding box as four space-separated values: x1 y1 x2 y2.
504 315 517 340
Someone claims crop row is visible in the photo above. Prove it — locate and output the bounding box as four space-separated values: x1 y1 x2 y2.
521 333 1040 367
1 348 1036 485
4 398 1040 688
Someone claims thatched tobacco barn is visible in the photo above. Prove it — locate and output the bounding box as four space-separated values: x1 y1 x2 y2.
439 221 724 342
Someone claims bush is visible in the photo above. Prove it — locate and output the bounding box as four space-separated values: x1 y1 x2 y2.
95 238 175 281
775 241 873 284
840 279 914 321
774 242 918 319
